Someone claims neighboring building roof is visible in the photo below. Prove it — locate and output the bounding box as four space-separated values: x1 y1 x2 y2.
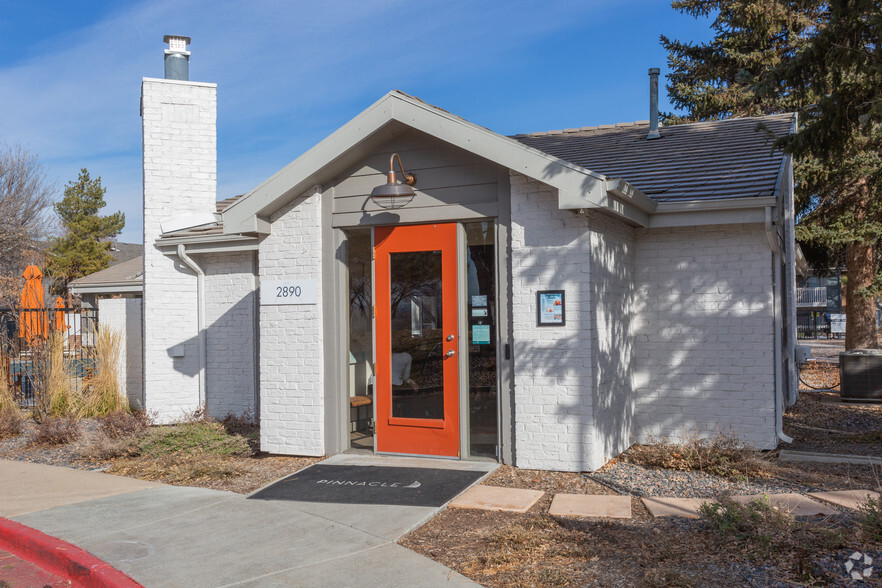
69 256 143 295
158 195 247 240
107 242 143 266
216 194 245 212
514 114 794 202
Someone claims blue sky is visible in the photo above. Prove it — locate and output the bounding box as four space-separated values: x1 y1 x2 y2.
0 1 714 244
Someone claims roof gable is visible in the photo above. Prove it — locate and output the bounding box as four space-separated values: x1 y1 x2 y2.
221 91 658 233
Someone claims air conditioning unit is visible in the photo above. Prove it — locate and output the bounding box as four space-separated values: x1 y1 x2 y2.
839 349 882 403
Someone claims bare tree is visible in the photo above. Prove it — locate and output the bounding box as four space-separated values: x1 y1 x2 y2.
0 142 55 308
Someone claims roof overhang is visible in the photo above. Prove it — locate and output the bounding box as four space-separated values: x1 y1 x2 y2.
649 196 777 228
221 91 659 232
156 233 261 254
69 282 143 296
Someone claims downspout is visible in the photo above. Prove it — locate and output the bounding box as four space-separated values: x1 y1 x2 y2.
176 244 206 406
765 207 793 444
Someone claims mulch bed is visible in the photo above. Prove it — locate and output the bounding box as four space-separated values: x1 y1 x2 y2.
0 416 321 494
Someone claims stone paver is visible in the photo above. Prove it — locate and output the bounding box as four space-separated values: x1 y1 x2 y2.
641 497 713 518
808 490 881 511
549 494 631 518
448 485 544 513
732 493 839 517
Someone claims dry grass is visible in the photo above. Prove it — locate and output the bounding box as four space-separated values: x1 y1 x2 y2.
0 360 24 438
44 332 74 417
858 494 882 542
625 433 769 480
80 326 126 416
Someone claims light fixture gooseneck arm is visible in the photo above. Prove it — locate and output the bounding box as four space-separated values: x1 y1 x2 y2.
389 153 416 186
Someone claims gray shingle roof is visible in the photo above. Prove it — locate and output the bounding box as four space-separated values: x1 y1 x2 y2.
69 256 142 287
514 114 794 202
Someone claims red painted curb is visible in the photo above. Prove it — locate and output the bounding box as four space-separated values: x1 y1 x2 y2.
0 517 142 588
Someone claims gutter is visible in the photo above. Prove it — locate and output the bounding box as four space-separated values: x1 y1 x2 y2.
176 244 206 406
765 206 793 444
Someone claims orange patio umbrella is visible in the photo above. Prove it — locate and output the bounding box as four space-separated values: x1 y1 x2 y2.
54 296 68 333
19 265 48 345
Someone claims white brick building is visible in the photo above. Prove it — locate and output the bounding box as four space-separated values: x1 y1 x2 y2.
139 40 798 471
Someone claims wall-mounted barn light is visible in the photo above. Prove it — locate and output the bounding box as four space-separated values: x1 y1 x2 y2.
370 153 417 209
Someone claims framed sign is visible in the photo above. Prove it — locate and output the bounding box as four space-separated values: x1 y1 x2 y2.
537 290 565 326
260 279 318 305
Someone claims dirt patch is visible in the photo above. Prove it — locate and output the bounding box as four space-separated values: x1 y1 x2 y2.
784 389 882 458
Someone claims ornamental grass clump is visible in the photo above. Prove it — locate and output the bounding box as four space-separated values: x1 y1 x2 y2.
0 360 24 439
80 326 126 416
857 493 882 542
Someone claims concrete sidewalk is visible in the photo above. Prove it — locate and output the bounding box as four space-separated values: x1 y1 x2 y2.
2 456 494 587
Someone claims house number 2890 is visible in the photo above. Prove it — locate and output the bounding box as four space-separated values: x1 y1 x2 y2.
276 285 302 298
260 279 317 305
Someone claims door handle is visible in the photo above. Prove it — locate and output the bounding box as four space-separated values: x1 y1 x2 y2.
446 350 455 358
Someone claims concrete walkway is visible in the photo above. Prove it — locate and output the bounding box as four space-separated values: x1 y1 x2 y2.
2 455 496 587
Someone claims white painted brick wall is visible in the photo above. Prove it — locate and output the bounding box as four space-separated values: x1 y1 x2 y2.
97 298 143 409
258 188 324 456
141 78 217 423
200 252 256 418
587 211 635 467
632 224 777 449
510 172 635 472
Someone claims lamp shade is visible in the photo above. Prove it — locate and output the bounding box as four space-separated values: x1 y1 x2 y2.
370 181 416 209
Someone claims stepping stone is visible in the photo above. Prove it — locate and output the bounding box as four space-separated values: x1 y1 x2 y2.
732 493 839 517
448 485 544 513
549 494 631 518
641 497 713 518
808 490 881 511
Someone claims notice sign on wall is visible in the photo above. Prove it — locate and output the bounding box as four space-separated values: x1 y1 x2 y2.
830 313 846 334
260 279 318 305
537 290 566 326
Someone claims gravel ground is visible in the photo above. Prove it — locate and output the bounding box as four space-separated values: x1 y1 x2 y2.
0 417 109 470
588 461 825 498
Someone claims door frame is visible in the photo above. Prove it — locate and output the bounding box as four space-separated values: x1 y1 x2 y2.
326 206 514 462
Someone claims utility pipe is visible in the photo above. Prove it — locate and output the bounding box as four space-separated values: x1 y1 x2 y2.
176 244 206 406
765 207 793 444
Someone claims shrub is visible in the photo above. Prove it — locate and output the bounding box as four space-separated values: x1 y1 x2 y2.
33 416 80 445
627 433 767 479
700 495 843 565
0 407 24 439
98 410 150 439
139 421 251 458
857 494 882 542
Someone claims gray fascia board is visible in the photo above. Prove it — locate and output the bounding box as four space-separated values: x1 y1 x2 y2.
155 233 260 247
649 206 768 228
222 90 658 234
70 282 143 295
222 96 397 234
650 195 776 227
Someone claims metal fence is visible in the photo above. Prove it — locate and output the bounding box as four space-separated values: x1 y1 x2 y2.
0 307 98 408
797 310 831 339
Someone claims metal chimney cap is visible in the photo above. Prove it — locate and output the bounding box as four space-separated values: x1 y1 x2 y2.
648 67 660 75
163 35 191 54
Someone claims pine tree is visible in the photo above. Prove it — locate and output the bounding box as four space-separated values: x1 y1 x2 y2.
768 0 882 349
662 0 880 348
47 169 125 292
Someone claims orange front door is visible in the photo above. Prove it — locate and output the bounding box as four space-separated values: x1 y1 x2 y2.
374 223 460 457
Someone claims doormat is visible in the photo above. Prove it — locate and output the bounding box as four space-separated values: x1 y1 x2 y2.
248 465 486 507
